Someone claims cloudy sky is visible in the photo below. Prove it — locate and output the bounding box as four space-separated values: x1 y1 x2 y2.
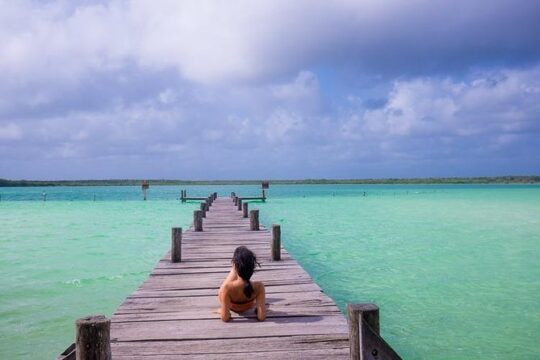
1 0 539 180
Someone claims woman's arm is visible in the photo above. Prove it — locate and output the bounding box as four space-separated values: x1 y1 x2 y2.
219 284 232 322
255 282 266 321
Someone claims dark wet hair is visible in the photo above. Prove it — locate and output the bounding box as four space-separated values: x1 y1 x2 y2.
232 246 260 298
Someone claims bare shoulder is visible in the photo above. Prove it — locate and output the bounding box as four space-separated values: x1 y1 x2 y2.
221 281 233 294
252 281 265 293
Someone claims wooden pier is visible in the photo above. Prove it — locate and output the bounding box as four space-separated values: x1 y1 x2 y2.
59 193 401 360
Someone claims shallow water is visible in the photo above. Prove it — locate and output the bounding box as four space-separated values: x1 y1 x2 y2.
0 184 539 359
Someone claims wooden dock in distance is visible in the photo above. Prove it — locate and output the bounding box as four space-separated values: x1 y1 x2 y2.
109 197 350 358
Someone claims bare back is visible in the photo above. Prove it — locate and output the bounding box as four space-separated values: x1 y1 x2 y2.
218 266 266 321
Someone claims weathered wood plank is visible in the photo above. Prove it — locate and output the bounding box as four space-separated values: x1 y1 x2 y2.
111 334 348 355
111 316 347 341
112 349 348 360
112 306 342 322
116 291 338 314
128 282 323 298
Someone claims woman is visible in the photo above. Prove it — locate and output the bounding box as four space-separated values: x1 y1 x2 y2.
218 246 266 322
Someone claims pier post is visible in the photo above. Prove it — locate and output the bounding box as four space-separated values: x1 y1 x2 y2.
231 192 235 198
234 196 238 206
194 210 203 231
242 202 249 218
213 192 217 200
249 209 259 231
208 196 212 206
347 303 402 360
272 224 281 261
200 202 206 218
237 198 242 211
75 315 111 360
171 227 182 263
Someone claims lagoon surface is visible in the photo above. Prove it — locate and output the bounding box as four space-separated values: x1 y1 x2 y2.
1 184 539 359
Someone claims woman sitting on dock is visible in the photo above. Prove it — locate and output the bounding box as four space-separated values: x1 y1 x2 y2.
218 246 266 322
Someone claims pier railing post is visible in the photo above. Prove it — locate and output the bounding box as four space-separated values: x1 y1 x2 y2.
213 192 217 200
249 209 259 231
76 315 111 360
237 198 242 211
171 227 182 263
231 192 235 198
272 224 281 261
200 202 206 218
194 210 203 231
234 196 238 206
347 303 400 360
242 202 249 218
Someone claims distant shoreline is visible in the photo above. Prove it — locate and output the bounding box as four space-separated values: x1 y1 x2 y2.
1 176 539 187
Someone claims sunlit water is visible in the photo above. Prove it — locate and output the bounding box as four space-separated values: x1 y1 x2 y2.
0 185 539 359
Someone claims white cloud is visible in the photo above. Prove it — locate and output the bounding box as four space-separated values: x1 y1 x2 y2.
343 67 540 143
272 71 319 100
158 89 177 105
147 143 186 153
0 123 22 140
264 109 305 143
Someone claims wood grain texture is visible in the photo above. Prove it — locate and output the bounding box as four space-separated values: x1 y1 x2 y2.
76 315 111 360
109 197 349 358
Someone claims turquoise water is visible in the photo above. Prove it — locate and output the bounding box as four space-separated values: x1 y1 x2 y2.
1 185 539 359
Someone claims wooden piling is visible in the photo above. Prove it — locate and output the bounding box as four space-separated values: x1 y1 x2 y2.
249 209 259 231
347 303 399 360
200 203 206 218
272 224 281 261
171 227 182 263
234 196 238 206
142 181 149 201
75 315 111 360
242 202 249 218
347 304 361 360
213 192 217 200
193 210 203 231
237 198 243 211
